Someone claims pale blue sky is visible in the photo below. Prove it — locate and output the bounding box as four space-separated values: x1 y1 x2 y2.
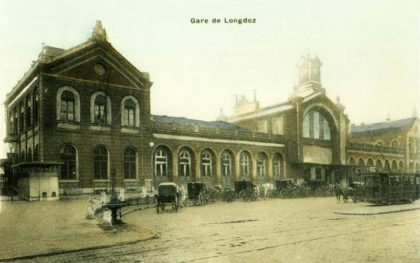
0 0 419 157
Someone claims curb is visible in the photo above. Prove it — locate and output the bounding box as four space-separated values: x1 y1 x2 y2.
334 206 420 216
122 205 153 216
0 233 159 262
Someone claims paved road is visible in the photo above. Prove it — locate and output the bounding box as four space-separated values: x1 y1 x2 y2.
14 198 420 263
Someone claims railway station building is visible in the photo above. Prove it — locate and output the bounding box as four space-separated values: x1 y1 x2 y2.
3 21 420 200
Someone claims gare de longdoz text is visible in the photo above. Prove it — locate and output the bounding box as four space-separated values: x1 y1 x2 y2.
191 18 256 24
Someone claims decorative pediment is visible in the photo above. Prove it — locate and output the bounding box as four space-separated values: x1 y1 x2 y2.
43 42 151 90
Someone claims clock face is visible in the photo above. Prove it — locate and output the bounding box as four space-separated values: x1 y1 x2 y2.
94 63 106 76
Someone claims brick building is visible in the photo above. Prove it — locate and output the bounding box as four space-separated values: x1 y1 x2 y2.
3 22 419 200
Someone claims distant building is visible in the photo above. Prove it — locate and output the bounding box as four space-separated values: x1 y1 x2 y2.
3 21 419 200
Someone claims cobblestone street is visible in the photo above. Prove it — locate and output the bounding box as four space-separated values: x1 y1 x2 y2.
6 198 420 263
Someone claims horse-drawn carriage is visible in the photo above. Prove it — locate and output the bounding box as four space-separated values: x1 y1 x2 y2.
350 172 417 205
187 182 221 205
234 180 258 201
155 182 180 213
187 182 205 205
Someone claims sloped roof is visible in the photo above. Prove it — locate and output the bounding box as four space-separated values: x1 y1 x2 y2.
152 115 246 130
351 117 417 134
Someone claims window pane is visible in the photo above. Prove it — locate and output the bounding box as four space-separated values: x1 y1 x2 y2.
313 111 320 139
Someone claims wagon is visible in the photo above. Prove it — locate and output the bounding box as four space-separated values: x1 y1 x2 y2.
352 172 417 205
234 180 258 201
187 182 205 205
156 182 180 213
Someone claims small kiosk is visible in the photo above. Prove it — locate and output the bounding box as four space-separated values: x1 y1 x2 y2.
12 161 61 201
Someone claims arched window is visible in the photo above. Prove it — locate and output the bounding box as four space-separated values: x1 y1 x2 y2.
56 86 80 122
94 95 107 123
273 153 284 180
201 149 214 177
33 88 39 126
121 96 140 127
240 151 252 179
375 159 383 169
27 148 32 161
93 145 108 180
179 149 192 177
358 158 365 166
348 157 356 165
367 159 374 167
34 144 39 161
384 160 390 169
20 102 25 132
154 146 170 177
90 91 111 124
124 147 137 179
399 161 404 170
375 141 384 147
26 95 32 127
303 110 331 140
61 145 77 180
60 91 75 121
391 160 398 170
390 140 399 148
257 152 268 178
221 151 233 177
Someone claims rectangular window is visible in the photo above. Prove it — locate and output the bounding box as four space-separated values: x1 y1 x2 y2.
272 117 284 135
257 120 268 133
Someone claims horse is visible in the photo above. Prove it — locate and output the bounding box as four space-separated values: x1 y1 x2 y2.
334 184 348 203
258 183 275 199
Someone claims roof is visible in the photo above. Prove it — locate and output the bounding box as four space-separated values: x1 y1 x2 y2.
351 118 417 134
152 115 246 130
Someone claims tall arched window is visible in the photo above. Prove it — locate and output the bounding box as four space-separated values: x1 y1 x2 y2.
56 86 80 122
94 95 107 123
60 91 75 121
303 110 331 140
61 145 77 180
367 159 374 167
375 159 383 169
399 161 404 170
349 157 356 165
221 151 233 177
391 160 398 170
34 144 39 161
90 91 111 124
179 149 192 177
273 153 284 180
121 96 140 127
240 151 251 179
27 148 32 161
384 160 390 170
154 146 170 177
33 88 39 126
124 147 137 179
94 145 108 180
358 158 365 166
26 95 32 127
201 149 214 177
257 152 268 178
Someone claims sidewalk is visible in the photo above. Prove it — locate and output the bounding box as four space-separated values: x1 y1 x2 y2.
0 198 157 261
334 200 420 215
